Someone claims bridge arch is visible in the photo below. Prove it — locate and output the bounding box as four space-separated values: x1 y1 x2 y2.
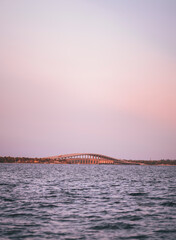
52 153 118 164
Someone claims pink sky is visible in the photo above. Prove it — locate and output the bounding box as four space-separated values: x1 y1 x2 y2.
0 0 176 159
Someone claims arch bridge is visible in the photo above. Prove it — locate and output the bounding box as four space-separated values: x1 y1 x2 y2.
50 153 120 164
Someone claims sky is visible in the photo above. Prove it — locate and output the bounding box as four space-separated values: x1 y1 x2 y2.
0 0 176 160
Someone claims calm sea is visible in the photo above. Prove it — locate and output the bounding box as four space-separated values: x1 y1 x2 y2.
0 164 176 240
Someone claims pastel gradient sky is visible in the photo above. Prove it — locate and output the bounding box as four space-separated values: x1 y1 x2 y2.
0 0 176 159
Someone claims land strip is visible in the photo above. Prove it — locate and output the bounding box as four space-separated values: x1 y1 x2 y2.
0 156 176 165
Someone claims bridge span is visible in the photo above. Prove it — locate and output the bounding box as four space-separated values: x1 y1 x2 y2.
48 153 121 164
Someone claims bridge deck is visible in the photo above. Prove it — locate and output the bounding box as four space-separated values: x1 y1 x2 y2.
48 153 119 164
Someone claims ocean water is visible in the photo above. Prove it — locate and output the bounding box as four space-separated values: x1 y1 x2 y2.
0 164 176 240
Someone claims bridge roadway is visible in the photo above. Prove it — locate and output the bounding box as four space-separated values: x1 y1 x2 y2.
49 153 120 164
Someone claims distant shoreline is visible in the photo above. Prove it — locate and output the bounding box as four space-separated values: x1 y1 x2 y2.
0 156 176 166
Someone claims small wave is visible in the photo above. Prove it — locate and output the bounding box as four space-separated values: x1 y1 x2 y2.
123 234 149 239
0 183 10 186
91 222 135 230
39 203 58 208
115 215 142 222
129 215 142 221
0 197 15 202
129 192 148 196
7 213 35 218
155 229 176 233
161 201 176 207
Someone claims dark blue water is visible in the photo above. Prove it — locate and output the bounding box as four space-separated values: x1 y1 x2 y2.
0 164 176 240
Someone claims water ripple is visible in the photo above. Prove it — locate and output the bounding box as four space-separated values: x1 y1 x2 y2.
0 164 176 239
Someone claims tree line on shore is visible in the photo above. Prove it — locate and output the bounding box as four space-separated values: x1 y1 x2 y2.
0 156 55 164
